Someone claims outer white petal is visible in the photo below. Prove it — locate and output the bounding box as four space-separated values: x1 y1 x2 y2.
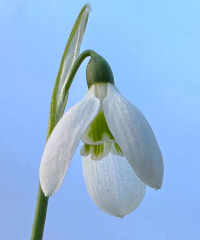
40 86 100 196
103 84 164 189
82 153 146 218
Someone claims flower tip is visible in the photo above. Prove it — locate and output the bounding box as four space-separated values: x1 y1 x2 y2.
109 212 126 218
154 183 163 190
112 211 131 218
39 172 57 197
43 190 49 197
144 162 164 190
151 179 163 190
40 181 52 197
84 3 92 13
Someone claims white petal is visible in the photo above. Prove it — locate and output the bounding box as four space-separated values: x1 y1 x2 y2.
103 84 164 189
40 86 100 196
82 153 146 217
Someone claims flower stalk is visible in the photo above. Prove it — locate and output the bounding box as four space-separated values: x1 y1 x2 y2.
30 187 48 240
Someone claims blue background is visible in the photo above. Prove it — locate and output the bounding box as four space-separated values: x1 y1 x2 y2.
0 0 200 239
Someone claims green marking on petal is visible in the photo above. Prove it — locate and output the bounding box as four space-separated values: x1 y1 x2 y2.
88 111 114 143
93 145 101 158
81 143 105 160
81 142 123 160
114 143 123 156
80 144 91 156
84 144 90 155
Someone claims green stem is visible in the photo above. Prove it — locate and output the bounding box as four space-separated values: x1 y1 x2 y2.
30 127 53 240
30 187 48 240
30 49 96 240
62 49 97 98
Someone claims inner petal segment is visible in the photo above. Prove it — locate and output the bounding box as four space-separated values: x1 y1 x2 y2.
82 111 114 144
80 142 123 160
81 110 123 160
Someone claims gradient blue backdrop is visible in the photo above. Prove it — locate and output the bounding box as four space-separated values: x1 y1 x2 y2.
1 0 199 239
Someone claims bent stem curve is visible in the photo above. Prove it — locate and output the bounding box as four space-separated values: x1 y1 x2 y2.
47 49 97 135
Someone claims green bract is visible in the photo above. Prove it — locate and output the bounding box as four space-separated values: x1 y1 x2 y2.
48 4 91 136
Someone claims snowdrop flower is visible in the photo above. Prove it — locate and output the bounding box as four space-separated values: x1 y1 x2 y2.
40 53 164 217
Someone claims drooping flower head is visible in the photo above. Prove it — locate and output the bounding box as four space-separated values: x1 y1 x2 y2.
40 52 164 217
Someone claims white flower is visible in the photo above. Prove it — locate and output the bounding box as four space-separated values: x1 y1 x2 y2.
40 82 163 217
